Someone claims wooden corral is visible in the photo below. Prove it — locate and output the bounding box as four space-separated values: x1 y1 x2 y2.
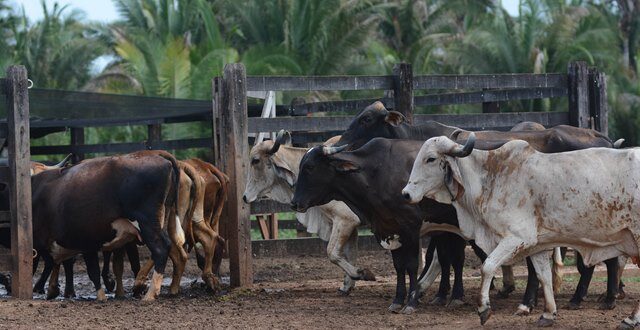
213 61 608 288
0 65 33 299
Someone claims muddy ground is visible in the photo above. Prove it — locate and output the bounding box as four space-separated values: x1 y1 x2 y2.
0 247 639 329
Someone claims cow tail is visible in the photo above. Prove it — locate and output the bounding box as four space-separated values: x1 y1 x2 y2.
552 247 564 295
180 163 199 251
206 163 229 231
157 151 181 224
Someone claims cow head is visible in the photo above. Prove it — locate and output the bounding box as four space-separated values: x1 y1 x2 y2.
242 130 296 204
290 144 352 212
336 101 406 150
30 153 73 176
402 132 475 204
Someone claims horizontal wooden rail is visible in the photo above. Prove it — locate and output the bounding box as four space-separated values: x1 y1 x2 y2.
249 111 569 134
413 73 567 90
251 235 381 258
250 200 291 214
247 76 394 91
414 87 567 106
251 219 301 231
31 138 212 155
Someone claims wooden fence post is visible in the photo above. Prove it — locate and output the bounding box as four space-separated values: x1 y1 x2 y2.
588 67 608 135
5 65 33 299
147 124 162 149
70 127 85 162
567 61 589 128
393 63 414 124
217 63 252 287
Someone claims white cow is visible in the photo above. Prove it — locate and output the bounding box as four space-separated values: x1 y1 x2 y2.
242 132 374 294
402 133 640 328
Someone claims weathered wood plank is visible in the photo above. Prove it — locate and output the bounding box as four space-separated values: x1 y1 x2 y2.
248 111 570 133
247 76 393 92
147 124 162 144
588 68 608 135
0 253 12 272
70 127 85 162
393 63 414 123
5 65 33 299
413 73 567 90
290 98 394 115
415 88 566 106
31 138 212 156
219 64 253 288
568 62 590 128
251 235 381 258
250 200 291 214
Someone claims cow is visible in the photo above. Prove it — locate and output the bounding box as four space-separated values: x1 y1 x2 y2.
291 138 473 314
243 131 374 294
336 101 626 312
31 150 179 301
182 158 228 278
401 133 640 327
132 160 221 296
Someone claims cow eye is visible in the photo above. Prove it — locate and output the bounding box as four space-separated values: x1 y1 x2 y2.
360 116 371 124
251 158 260 165
426 157 436 163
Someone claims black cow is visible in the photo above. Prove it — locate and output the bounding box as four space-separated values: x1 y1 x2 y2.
335 101 625 311
31 150 178 301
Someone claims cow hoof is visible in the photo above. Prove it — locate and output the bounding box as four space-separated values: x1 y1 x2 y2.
497 285 515 299
96 288 107 302
46 286 60 300
564 301 581 310
536 316 555 327
400 305 416 315
388 303 403 313
618 318 637 330
337 288 351 296
429 296 447 306
63 289 76 299
447 299 465 308
358 269 376 281
478 307 492 325
515 304 531 316
103 275 115 293
617 290 626 300
598 301 616 310
132 284 147 298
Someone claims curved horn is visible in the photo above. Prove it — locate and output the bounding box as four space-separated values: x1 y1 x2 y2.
322 144 348 156
446 132 476 158
449 129 465 142
268 130 291 155
45 153 73 170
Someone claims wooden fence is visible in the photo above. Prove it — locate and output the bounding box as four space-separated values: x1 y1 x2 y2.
213 61 608 288
0 66 33 299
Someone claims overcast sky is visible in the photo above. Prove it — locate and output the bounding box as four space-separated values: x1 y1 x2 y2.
13 0 521 22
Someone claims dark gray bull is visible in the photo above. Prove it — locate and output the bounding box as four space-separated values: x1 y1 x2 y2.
335 101 626 311
292 138 466 314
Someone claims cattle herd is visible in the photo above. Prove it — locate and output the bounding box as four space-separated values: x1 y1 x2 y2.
2 100 640 327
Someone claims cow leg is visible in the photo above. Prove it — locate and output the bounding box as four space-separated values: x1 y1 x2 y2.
0 273 10 295
416 246 442 299
401 239 420 314
212 236 225 277
529 251 557 327
617 256 627 299
516 257 539 316
139 221 171 301
101 251 116 293
192 221 218 293
167 244 184 295
597 257 619 310
132 259 154 298
83 251 106 302
326 219 368 295
470 241 498 292
339 229 359 294
432 236 451 306
478 236 530 325
34 253 54 294
113 248 126 299
448 235 466 306
126 242 141 277
388 248 407 313
46 261 61 300
566 252 592 310
62 258 76 298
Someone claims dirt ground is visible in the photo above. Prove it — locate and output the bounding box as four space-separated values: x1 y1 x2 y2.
0 248 639 329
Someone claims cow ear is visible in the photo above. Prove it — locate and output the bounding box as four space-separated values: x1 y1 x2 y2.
444 159 465 201
385 111 406 126
272 156 296 187
330 159 360 173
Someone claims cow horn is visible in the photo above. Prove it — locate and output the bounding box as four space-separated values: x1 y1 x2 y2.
447 132 476 158
268 130 291 155
449 129 465 142
322 144 348 156
46 153 73 170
